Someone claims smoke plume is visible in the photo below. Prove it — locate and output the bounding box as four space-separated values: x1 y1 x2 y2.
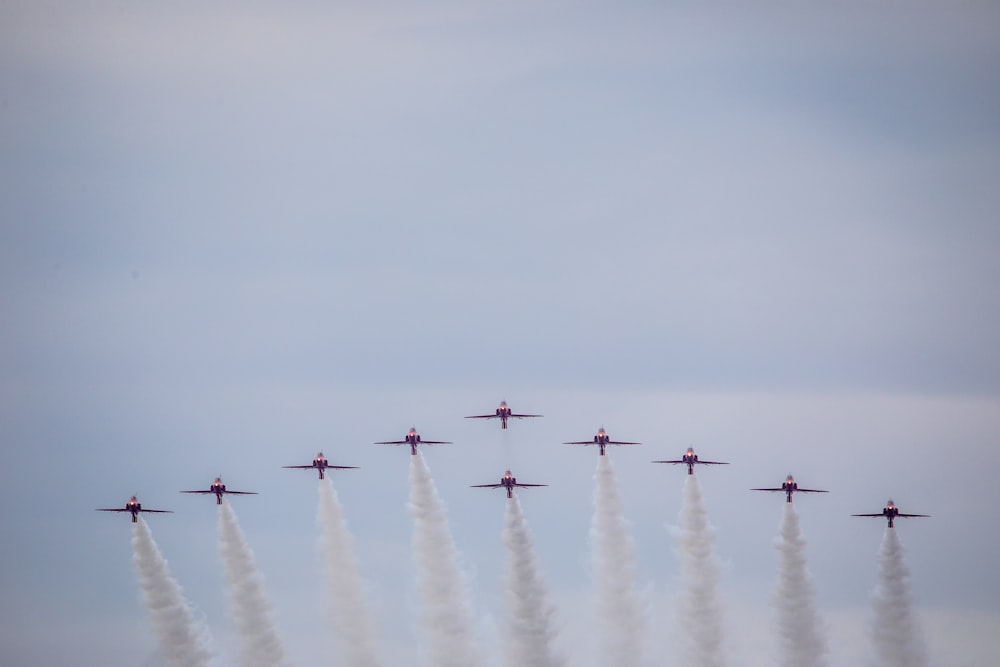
591 455 646 667
218 500 288 667
674 474 727 667
502 494 563 667
408 453 480 667
318 477 383 667
870 527 927 667
131 518 216 667
774 503 828 667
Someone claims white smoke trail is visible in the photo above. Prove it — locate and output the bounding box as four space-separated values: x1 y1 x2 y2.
773 503 828 667
503 494 563 667
870 527 927 667
408 453 480 667
591 455 646 667
218 500 288 667
674 474 726 667
318 477 383 667
132 518 216 667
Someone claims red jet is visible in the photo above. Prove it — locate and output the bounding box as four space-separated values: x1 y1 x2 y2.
465 400 543 429
181 477 258 504
471 470 547 499
853 499 930 528
375 427 451 455
752 474 828 503
653 447 729 475
283 452 358 480
96 495 173 523
564 427 640 456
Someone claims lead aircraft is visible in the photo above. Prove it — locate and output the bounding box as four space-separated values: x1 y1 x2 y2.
283 452 358 480
471 470 547 498
564 427 640 456
653 447 729 475
752 474 828 503
375 427 451 455
96 495 172 523
181 477 258 504
853 499 929 528
465 400 542 429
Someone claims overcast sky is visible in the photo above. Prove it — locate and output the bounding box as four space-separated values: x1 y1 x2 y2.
2 2 999 666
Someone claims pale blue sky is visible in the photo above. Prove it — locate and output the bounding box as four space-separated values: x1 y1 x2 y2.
1 2 999 665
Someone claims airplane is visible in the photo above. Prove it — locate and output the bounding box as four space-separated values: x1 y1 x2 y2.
465 400 543 429
375 427 451 455
282 452 358 480
470 470 547 499
564 427 640 456
853 499 930 528
95 495 173 523
752 474 828 503
180 477 258 504
652 447 729 475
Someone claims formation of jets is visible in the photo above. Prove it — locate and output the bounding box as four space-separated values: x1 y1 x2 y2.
96 400 930 529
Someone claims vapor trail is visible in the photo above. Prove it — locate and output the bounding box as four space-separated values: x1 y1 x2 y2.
503 494 563 667
674 474 726 667
318 477 383 667
870 527 927 667
591 455 646 667
408 453 480 667
132 518 216 667
773 503 828 667
218 500 288 667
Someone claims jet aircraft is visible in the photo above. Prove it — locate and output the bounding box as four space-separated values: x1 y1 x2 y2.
853 499 930 528
282 452 358 480
752 474 828 503
180 477 258 504
375 427 451 455
465 400 542 429
653 447 729 475
564 427 640 456
96 496 173 523
471 470 547 499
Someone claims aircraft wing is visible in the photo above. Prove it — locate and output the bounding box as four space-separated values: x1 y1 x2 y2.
282 465 314 469
328 465 360 470
374 440 407 445
652 459 685 464
564 440 596 445
95 508 129 512
224 490 258 495
609 440 641 445
697 460 729 466
511 413 543 418
140 509 173 513
514 483 548 488
897 512 930 518
751 487 784 492
419 440 452 444
796 488 829 493
852 513 885 518
470 484 503 489
180 490 215 494
465 414 498 419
